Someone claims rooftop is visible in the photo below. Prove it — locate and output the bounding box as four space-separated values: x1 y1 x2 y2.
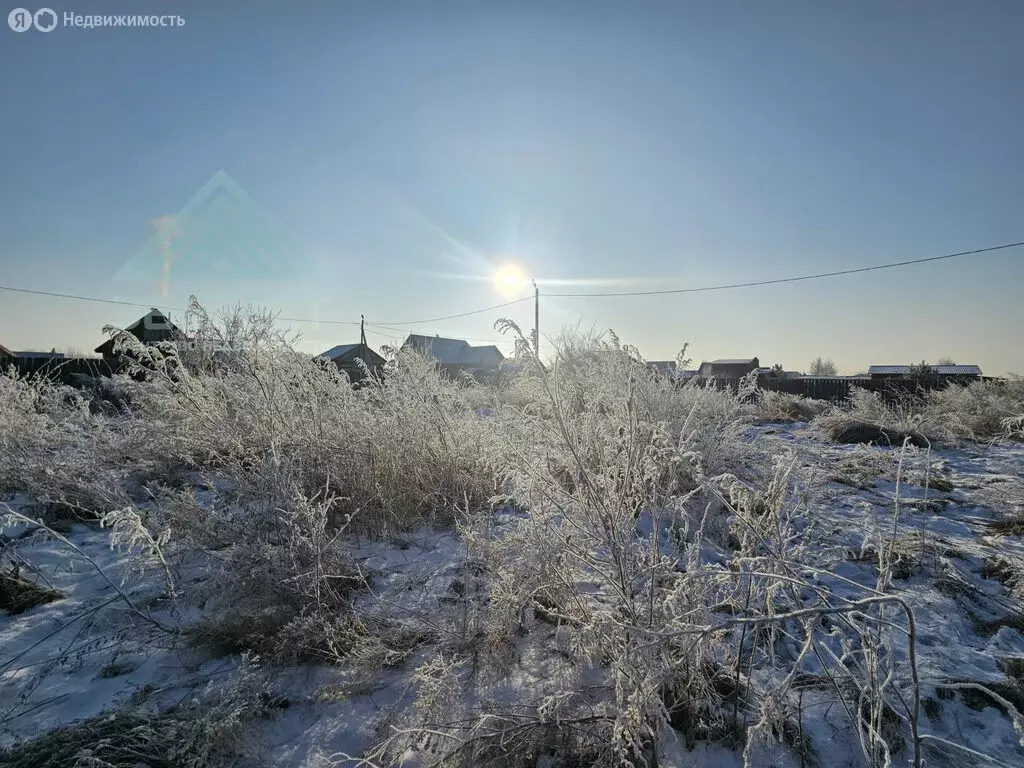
402 334 504 367
318 344 360 360
868 364 983 376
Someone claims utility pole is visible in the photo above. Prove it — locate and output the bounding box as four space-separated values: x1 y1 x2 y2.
532 278 539 358
360 314 367 352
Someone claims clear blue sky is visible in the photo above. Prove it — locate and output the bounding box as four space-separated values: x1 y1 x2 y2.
2 0 1022 374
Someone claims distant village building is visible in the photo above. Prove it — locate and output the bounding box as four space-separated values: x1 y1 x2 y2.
867 364 982 381
94 308 183 362
647 361 698 381
697 358 760 378
401 334 504 377
646 361 676 377
316 343 386 384
0 345 65 360
14 350 66 360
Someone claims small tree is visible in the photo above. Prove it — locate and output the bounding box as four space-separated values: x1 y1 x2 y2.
809 356 838 376
936 357 955 366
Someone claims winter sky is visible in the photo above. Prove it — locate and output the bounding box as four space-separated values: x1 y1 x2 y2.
1 0 1022 374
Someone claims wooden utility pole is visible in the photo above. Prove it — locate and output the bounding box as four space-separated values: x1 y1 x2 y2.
532 278 539 358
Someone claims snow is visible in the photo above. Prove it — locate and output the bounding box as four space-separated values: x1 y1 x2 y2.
3 426 1024 766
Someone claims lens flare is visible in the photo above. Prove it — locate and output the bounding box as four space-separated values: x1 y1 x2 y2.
493 263 527 296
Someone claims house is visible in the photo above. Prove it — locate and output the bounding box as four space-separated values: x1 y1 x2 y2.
868 364 983 381
0 343 14 358
647 361 676 377
647 361 698 381
316 343 386 383
94 308 183 362
697 358 760 378
401 334 504 376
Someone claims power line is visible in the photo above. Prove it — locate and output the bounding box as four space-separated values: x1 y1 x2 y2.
546 241 1024 298
367 296 531 326
277 315 359 326
0 283 526 330
365 322 512 345
0 285 190 311
2 240 1020 328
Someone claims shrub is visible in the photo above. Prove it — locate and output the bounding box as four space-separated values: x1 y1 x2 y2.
0 564 65 615
922 378 1024 441
758 391 830 423
0 654 273 768
814 388 951 447
0 369 132 516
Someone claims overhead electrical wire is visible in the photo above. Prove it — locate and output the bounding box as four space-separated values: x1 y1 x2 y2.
1 240 1020 328
545 241 1024 298
365 296 532 326
364 322 511 345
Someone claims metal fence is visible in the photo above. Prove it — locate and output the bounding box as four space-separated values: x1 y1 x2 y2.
2 357 124 386
683 374 987 404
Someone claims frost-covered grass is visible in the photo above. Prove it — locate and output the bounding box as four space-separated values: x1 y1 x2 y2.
2 301 1024 767
808 381 1024 450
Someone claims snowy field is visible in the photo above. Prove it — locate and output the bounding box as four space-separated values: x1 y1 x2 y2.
2 317 1023 767
3 424 1023 767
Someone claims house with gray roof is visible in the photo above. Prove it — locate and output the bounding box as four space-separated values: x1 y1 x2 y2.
95 308 183 362
868 364 982 380
401 334 504 376
647 361 698 381
697 357 760 378
316 342 386 383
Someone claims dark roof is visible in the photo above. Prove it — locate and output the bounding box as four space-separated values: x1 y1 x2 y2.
0 343 15 357
317 343 386 366
95 308 182 355
402 334 504 367
698 358 760 375
318 344 359 360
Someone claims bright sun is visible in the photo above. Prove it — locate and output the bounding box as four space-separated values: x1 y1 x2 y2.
493 264 527 296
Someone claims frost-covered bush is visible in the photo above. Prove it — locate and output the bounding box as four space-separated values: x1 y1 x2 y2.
815 380 1024 446
921 377 1024 441
93 300 502 656
356 322 935 768
0 369 132 516
758 390 830 423
115 298 499 535
0 653 273 768
814 388 951 446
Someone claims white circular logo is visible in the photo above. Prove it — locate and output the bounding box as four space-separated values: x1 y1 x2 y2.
8 7 33 31
33 7 56 31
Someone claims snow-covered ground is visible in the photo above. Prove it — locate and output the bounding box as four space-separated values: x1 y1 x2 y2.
2 424 1023 767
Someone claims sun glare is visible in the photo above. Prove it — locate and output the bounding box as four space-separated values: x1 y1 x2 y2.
493 263 527 296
